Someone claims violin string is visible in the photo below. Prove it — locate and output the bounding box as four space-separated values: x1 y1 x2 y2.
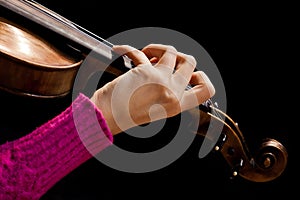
186 84 223 120
209 101 223 120
25 0 114 48
70 23 114 48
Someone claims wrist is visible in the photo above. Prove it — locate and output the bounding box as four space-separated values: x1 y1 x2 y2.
90 89 121 135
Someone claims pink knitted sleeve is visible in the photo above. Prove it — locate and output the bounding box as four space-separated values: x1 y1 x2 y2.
0 93 113 200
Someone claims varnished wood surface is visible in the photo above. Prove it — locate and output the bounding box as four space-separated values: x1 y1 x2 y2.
0 18 80 67
0 17 82 97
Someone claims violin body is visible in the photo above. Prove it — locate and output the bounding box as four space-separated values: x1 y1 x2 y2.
0 17 82 98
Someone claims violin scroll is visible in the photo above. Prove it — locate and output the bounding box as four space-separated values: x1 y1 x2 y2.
249 138 288 182
191 100 288 182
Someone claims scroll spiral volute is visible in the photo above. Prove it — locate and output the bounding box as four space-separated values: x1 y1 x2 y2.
251 138 288 182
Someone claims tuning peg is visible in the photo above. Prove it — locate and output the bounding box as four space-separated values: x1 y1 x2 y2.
214 132 227 151
229 158 244 180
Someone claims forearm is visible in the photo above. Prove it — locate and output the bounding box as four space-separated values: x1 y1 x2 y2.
0 93 113 200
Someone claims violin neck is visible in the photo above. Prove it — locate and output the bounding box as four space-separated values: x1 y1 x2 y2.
1 0 113 60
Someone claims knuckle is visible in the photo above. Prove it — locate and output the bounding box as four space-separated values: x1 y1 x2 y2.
165 45 177 53
185 54 197 66
145 44 177 54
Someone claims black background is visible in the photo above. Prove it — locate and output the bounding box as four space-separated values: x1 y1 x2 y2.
1 0 294 199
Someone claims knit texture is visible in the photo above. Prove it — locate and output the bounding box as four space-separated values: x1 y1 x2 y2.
0 93 113 200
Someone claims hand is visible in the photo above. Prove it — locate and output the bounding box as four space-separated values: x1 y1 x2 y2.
91 44 215 135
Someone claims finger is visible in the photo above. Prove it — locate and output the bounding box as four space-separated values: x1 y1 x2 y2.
173 52 197 90
189 71 214 90
180 71 215 111
113 45 151 66
175 52 196 77
141 44 177 69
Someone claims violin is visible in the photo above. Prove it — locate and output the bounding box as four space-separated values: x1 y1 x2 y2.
0 0 288 182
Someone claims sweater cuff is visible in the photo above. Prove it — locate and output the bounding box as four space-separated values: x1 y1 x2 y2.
71 93 113 155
